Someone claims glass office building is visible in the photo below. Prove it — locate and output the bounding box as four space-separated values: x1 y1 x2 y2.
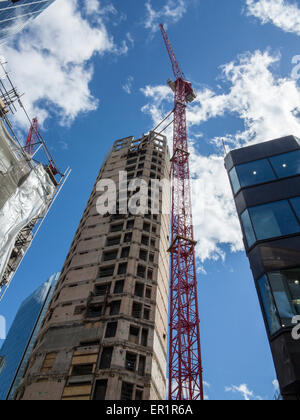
225 135 300 400
0 273 59 400
0 0 55 43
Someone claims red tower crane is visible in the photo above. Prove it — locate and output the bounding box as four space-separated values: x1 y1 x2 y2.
160 24 204 401
24 117 39 155
24 117 59 177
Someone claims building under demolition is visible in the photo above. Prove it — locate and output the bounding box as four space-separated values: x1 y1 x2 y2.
16 132 171 400
0 62 70 299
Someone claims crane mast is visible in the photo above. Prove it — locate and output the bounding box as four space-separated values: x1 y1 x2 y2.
159 24 204 401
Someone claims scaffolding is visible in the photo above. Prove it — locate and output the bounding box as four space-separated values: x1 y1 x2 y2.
0 61 71 300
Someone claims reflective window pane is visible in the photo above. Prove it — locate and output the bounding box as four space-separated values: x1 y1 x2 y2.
268 269 300 327
258 275 281 335
229 167 241 194
241 210 256 247
249 200 300 241
290 197 300 220
268 272 296 327
236 159 276 189
270 150 300 179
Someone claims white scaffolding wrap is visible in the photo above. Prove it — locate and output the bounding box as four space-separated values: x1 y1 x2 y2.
0 164 55 282
0 120 30 210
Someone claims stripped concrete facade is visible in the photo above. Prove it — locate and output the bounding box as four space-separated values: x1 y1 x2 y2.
17 133 171 400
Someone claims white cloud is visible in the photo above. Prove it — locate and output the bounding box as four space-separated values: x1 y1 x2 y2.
245 0 300 36
0 0 131 129
141 49 300 262
190 151 244 262
122 76 134 94
225 383 262 400
145 0 187 32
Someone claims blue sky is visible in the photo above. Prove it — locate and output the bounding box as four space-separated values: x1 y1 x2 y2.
2 0 300 400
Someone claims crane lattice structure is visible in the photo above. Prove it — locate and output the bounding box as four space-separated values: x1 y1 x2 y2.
159 24 204 401
24 117 39 155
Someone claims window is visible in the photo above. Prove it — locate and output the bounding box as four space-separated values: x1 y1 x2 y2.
135 282 144 297
110 223 123 233
258 268 300 335
41 353 56 373
99 266 114 278
114 280 124 294
111 213 125 221
141 329 148 347
290 197 300 220
93 380 107 400
121 247 130 259
105 322 118 338
270 150 300 178
125 353 137 371
127 158 137 165
232 159 276 193
245 200 300 245
110 301 121 315
137 265 146 278
138 356 146 376
127 152 138 159
147 269 153 281
99 347 113 369
145 287 152 299
95 284 110 296
141 235 149 246
121 382 133 400
143 223 151 232
230 150 300 195
103 250 118 261
139 249 147 261
129 326 140 344
126 165 136 172
124 233 132 243
87 305 102 318
118 263 127 275
241 210 256 248
135 389 143 400
144 307 150 320
126 220 134 229
241 198 300 247
72 364 93 376
132 302 142 319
